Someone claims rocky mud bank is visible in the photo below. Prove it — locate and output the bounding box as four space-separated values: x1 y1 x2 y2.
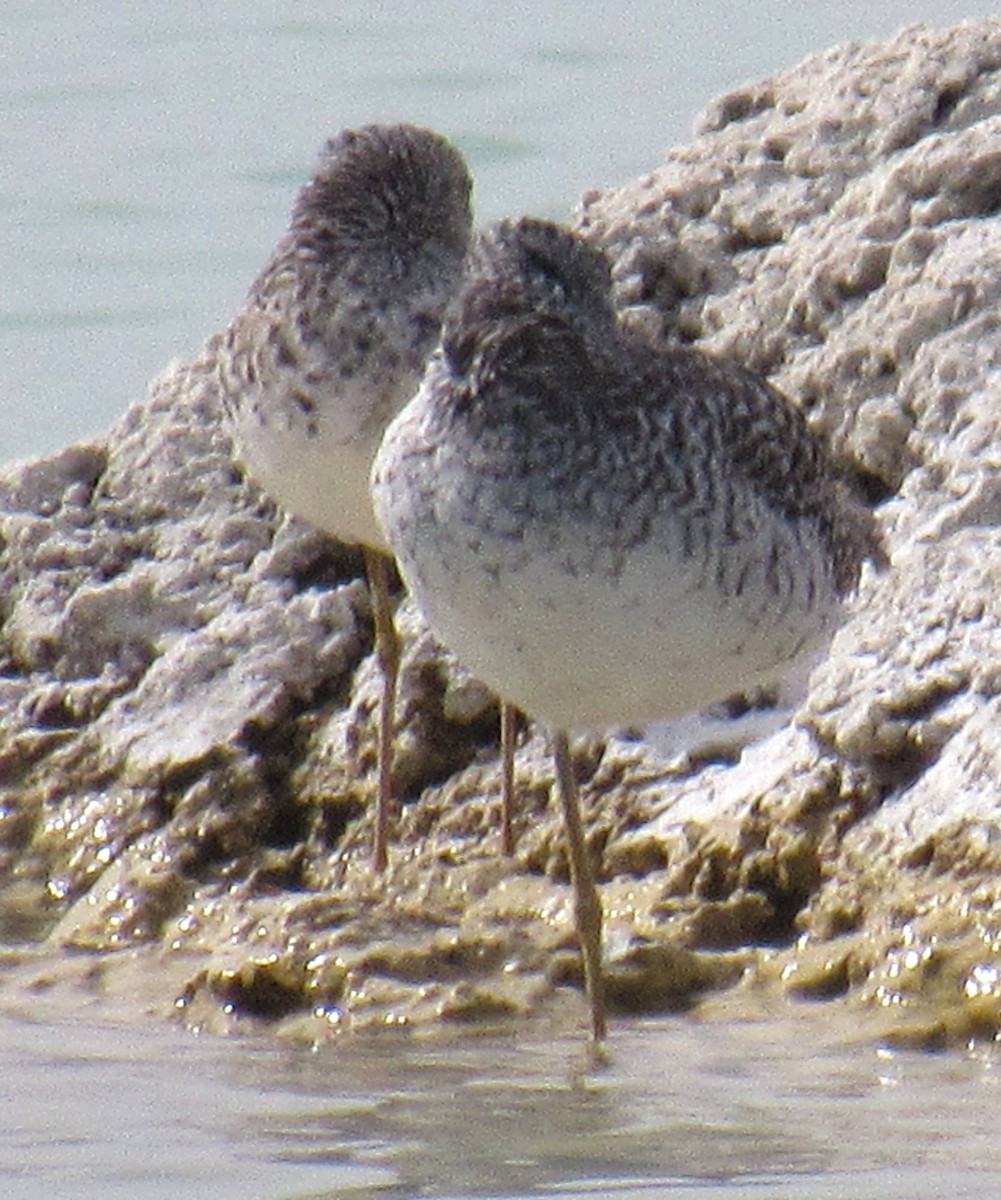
2 20 1001 1048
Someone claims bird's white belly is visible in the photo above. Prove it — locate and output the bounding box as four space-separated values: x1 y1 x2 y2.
232 379 390 551
399 514 841 732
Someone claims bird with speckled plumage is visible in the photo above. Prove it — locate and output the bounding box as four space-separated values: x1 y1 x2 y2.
217 124 473 872
372 216 883 1041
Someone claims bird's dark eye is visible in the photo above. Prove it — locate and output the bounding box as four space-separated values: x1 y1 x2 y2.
443 326 479 376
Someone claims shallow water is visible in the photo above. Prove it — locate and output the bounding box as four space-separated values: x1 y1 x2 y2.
3 0 1001 462
2 998 1000 1199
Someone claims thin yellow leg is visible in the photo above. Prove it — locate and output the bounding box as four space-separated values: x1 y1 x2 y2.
363 547 400 874
500 701 517 855
552 730 607 1043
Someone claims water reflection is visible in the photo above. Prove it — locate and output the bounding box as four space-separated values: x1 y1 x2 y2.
5 1003 986 1200
0 966 1000 1199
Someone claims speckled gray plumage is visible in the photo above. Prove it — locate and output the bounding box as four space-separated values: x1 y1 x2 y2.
218 123 473 549
215 123 473 873
373 217 883 732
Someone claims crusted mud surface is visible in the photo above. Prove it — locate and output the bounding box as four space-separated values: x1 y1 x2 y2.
3 20 1001 1049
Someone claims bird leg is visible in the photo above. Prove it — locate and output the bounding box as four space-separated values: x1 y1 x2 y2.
363 547 400 874
500 701 518 854
552 729 608 1043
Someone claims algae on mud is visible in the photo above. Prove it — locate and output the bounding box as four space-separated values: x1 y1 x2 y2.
3 19 1001 1048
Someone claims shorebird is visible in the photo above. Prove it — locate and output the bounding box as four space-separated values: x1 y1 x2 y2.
217 123 475 872
371 216 882 1041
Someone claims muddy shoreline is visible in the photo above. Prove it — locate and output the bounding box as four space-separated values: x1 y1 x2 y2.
3 20 1001 1048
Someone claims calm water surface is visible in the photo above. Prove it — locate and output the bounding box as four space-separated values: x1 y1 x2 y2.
2 0 1001 461
2 1000 1000 1199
